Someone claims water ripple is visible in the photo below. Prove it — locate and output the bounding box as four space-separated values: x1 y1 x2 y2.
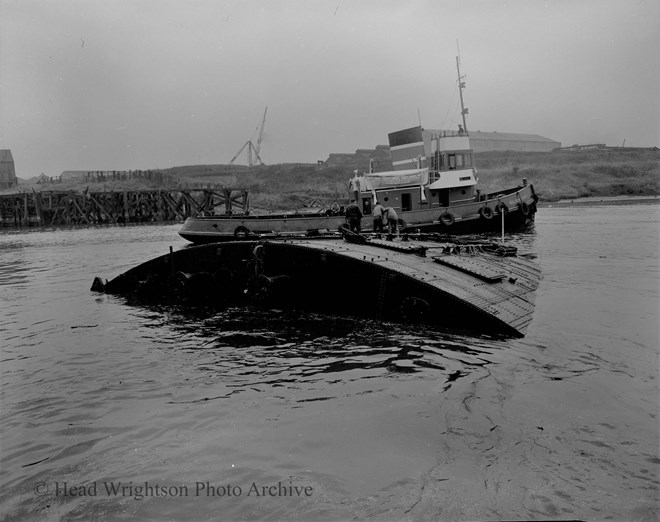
1 207 658 521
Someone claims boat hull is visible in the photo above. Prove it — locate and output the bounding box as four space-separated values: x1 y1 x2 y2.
93 235 541 337
178 185 538 243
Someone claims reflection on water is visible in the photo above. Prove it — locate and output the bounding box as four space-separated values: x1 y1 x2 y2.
1 207 658 521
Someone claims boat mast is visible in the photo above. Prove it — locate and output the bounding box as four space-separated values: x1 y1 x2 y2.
456 45 469 134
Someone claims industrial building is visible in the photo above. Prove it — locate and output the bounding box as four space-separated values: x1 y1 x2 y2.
324 145 392 172
0 149 17 189
323 130 561 171
0 149 18 189
466 131 561 152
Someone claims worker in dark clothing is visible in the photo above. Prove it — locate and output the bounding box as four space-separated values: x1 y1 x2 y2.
345 201 363 233
383 207 399 236
372 201 385 233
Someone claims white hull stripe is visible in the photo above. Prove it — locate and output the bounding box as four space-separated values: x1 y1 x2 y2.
390 141 425 151
392 157 427 166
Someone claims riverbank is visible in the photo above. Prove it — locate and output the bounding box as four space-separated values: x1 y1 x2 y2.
474 148 659 202
7 148 659 210
538 195 660 208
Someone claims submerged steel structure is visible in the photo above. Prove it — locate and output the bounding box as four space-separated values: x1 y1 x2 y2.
93 234 541 337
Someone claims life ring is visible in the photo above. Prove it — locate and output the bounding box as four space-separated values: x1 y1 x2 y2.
479 206 494 220
331 202 340 214
520 201 531 216
234 225 250 238
496 201 509 213
440 213 455 226
397 218 407 231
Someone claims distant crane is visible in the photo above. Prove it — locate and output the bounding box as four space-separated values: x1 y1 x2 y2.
230 107 268 166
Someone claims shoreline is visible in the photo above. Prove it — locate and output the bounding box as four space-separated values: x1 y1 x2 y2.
538 195 660 207
2 195 658 232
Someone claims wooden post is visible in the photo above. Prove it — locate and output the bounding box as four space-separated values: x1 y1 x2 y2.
32 189 42 225
501 207 505 243
123 191 129 223
72 198 89 224
224 189 232 214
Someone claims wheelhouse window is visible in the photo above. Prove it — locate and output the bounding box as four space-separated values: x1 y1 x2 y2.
432 152 472 171
431 151 446 171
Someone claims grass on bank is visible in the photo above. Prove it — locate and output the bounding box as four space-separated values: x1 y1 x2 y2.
7 149 659 210
474 149 659 201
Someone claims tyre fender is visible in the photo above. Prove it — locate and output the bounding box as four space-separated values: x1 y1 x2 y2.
234 225 250 238
479 206 494 220
440 213 455 226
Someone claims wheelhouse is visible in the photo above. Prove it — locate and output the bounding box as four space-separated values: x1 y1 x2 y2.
351 126 479 215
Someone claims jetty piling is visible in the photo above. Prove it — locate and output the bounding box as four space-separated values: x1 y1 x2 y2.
0 188 249 227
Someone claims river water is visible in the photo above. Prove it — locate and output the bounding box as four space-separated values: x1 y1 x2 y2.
1 203 658 521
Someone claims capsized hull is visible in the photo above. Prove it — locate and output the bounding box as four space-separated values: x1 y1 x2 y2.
93 235 541 337
178 184 538 243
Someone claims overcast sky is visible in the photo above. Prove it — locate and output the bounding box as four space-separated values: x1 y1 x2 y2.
1 0 658 177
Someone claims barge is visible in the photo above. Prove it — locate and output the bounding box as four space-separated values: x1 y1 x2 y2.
92 232 541 337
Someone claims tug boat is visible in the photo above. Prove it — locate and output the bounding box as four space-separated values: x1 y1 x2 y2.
178 57 538 244
178 126 538 243
345 125 538 234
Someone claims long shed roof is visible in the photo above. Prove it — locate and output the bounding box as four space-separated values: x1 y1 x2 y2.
467 131 560 144
423 129 559 144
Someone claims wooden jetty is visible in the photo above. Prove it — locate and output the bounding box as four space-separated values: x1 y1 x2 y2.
0 188 249 227
92 233 541 337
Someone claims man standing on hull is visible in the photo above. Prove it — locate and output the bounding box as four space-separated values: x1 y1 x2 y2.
383 207 399 236
345 201 363 233
372 201 384 233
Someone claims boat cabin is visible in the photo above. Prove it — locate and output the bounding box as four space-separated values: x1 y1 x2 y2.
351 126 478 215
